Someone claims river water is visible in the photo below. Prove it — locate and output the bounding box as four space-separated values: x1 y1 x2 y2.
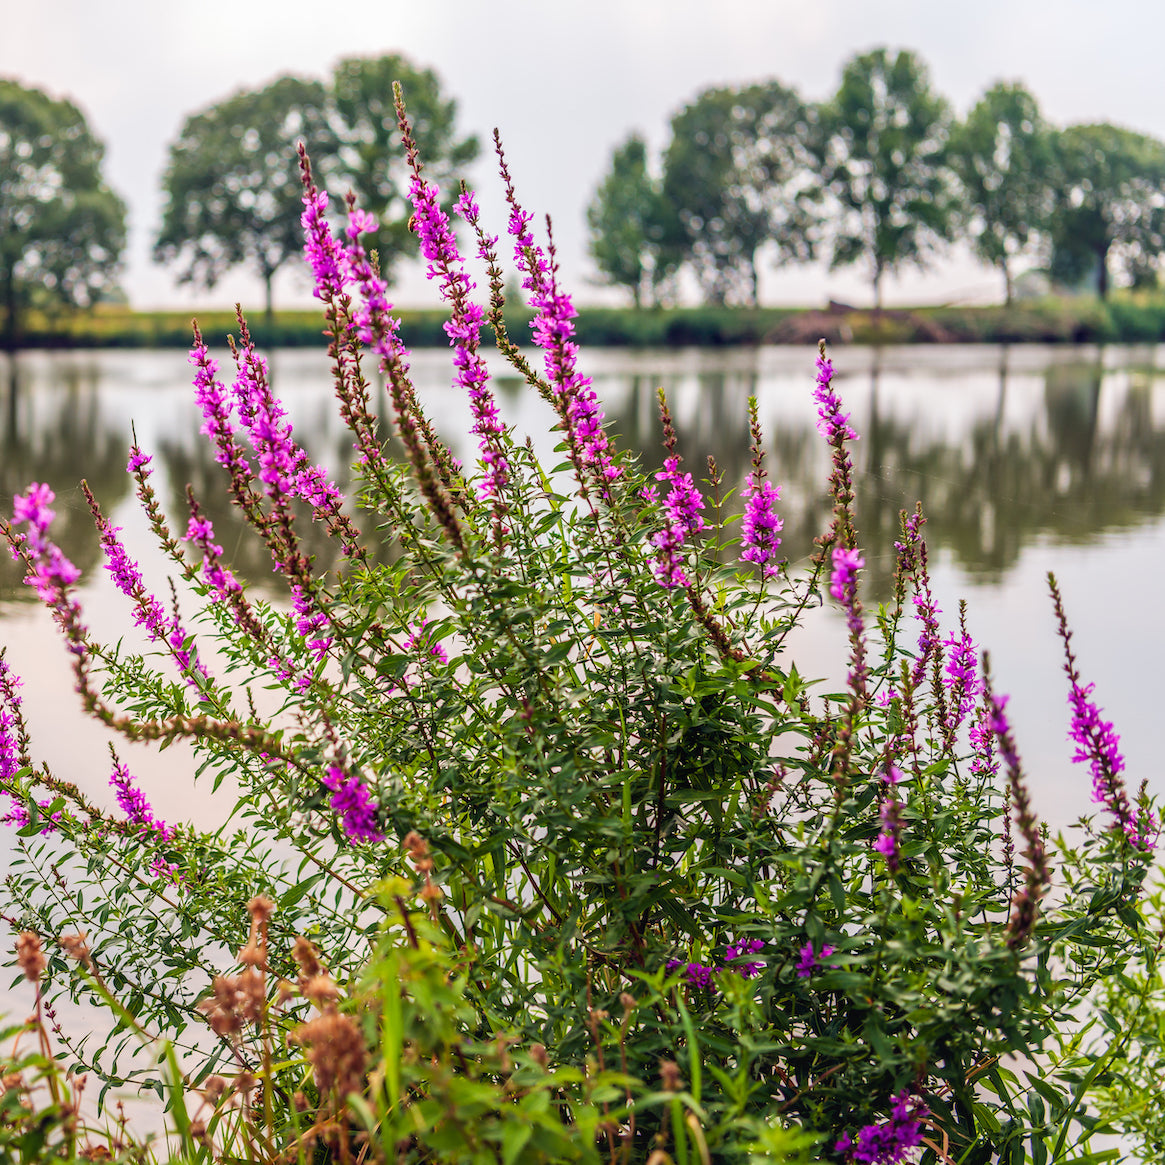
3 342 1163 834
1 341 1162 1140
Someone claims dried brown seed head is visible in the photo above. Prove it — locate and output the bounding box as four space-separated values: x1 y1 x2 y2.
659 1059 683 1092
291 936 323 980
59 932 91 964
15 932 46 983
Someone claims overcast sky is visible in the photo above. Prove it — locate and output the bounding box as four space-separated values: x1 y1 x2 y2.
4 0 1165 311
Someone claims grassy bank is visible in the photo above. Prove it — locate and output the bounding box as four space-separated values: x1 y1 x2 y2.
9 293 1165 349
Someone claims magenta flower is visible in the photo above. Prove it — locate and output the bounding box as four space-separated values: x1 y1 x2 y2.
183 513 242 606
740 476 783 577
942 624 981 732
813 351 859 445
409 175 509 501
93 510 208 691
652 456 706 588
665 960 716 990
502 166 619 491
1049 575 1152 850
724 938 766 978
109 754 172 841
829 547 864 605
322 765 382 844
300 182 350 303
836 1091 928 1164
795 941 835 978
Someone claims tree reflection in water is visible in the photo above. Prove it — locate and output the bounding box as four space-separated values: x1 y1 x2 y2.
2 346 1165 606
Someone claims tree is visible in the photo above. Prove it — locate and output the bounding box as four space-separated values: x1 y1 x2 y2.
330 54 478 282
155 76 336 322
950 82 1056 303
0 78 126 350
586 134 679 307
818 48 956 308
662 82 816 306
1049 123 1165 299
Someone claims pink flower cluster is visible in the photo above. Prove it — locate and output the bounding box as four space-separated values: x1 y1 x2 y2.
740 476 783 577
652 457 706 588
835 1091 928 1164
506 197 619 490
667 937 767 989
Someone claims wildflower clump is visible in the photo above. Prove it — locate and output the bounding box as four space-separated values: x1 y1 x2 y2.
0 83 1160 1165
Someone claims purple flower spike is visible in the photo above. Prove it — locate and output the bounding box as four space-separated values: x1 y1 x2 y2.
741 478 783 577
813 351 859 445
724 937 766 978
109 754 172 842
500 157 620 493
651 456 706 589
837 1091 928 1164
666 960 716 990
409 174 509 502
1049 575 1152 850
300 183 350 303
795 941 835 979
323 765 383 844
829 547 864 605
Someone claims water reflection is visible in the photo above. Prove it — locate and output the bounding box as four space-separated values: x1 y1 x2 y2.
604 345 1165 597
1 355 130 600
2 346 1165 605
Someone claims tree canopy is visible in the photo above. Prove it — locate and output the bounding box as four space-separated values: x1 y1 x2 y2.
950 82 1055 303
818 48 956 307
154 57 476 320
0 78 126 350
586 134 679 308
662 81 816 305
154 75 335 322
331 54 478 281
1050 123 1165 298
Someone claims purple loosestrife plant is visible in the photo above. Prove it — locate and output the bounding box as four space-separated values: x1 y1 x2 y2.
0 106 1161 1165
739 397 783 578
1049 572 1153 849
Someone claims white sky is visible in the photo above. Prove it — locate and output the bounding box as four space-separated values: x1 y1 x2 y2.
4 0 1164 311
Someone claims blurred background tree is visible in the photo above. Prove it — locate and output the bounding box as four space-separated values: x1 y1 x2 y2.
0 78 126 350
154 57 475 319
817 48 957 308
1050 123 1165 298
586 133 680 307
950 82 1056 304
153 75 335 324
661 81 816 305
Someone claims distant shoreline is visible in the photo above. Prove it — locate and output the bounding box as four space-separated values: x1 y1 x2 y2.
7 295 1165 350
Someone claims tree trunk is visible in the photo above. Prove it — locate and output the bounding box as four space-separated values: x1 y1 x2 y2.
264 271 275 328
749 253 760 308
872 264 884 313
1096 244 1110 300
1 269 18 354
1002 258 1013 306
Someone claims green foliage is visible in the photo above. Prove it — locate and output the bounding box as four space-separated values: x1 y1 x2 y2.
817 48 958 306
586 134 679 308
153 75 336 322
1050 123 1165 299
662 81 816 306
0 78 127 350
2 113 1164 1165
950 83 1056 303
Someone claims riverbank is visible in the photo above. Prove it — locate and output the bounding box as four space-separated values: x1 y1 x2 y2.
8 293 1165 349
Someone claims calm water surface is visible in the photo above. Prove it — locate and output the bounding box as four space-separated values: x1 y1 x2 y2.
2 342 1164 1132
2 342 1164 832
